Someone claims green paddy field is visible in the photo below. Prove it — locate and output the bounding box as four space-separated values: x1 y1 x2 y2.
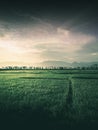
0 69 98 130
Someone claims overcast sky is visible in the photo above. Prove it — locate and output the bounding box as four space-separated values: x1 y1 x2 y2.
0 0 98 66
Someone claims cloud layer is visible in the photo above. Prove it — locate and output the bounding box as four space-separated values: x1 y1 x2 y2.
0 17 97 66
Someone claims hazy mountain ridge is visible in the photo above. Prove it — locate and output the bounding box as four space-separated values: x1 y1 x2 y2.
39 60 98 67
0 61 98 68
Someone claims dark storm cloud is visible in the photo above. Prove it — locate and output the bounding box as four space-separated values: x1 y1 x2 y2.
0 0 98 27
0 0 98 37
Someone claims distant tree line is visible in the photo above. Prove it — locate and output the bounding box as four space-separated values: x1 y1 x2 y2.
0 64 98 70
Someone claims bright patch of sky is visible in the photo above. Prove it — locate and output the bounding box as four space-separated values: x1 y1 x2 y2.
0 17 97 66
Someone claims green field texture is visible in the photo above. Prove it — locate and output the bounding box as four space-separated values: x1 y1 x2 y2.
0 69 98 129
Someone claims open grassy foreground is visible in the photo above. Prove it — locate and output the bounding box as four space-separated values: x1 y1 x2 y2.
0 69 98 130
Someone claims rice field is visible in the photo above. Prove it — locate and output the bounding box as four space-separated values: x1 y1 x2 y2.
0 69 98 130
